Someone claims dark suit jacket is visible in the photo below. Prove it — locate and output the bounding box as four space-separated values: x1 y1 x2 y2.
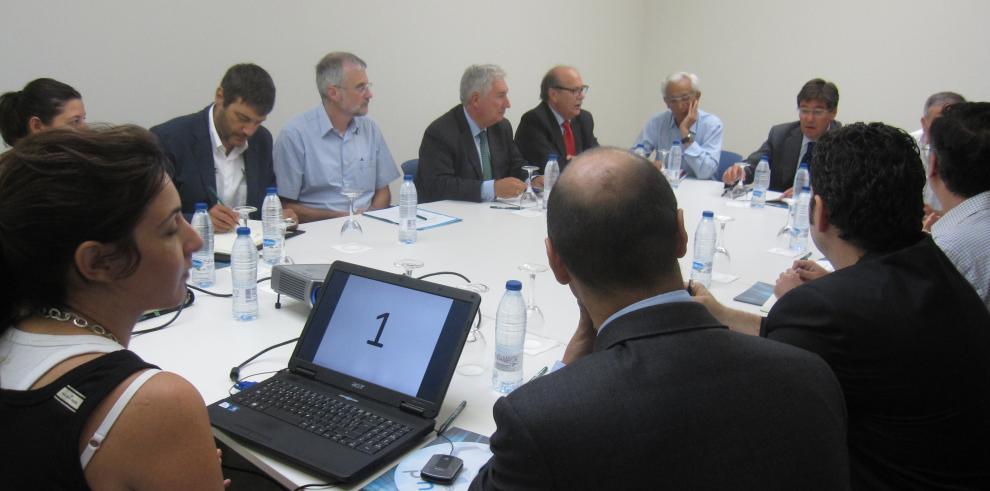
415 105 526 203
744 120 840 191
471 302 850 491
514 101 599 171
763 236 990 490
151 105 275 219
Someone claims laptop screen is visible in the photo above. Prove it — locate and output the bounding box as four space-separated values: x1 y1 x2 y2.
294 262 477 404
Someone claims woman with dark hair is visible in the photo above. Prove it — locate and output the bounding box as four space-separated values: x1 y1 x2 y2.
0 77 86 146
0 126 228 489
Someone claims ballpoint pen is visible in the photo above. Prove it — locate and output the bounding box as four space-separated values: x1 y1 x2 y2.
436 400 467 435
490 205 522 210
528 366 549 382
416 214 428 220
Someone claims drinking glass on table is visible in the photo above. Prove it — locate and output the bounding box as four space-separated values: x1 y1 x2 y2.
232 205 256 227
340 188 363 241
456 283 490 376
518 262 549 349
520 165 541 209
714 215 734 268
394 258 424 277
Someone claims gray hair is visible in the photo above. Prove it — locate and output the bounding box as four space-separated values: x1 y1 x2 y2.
460 64 506 104
315 52 367 100
661 72 700 95
923 91 966 114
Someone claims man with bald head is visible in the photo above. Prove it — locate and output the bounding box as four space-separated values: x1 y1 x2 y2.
469 147 848 490
514 65 599 171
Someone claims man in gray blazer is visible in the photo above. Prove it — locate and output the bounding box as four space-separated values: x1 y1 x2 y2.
470 147 849 490
723 78 840 193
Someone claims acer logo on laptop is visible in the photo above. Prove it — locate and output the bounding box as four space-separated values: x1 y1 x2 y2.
349 382 366 391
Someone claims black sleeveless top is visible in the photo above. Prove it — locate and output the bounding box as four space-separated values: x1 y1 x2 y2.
0 349 158 490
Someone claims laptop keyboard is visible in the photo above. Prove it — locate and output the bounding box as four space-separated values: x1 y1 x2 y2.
231 378 414 455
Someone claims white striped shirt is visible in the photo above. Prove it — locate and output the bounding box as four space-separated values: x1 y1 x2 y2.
932 190 990 310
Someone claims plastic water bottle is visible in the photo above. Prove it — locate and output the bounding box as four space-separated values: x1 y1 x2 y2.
231 226 258 321
543 153 560 205
190 202 214 287
792 162 811 196
633 144 647 158
751 155 771 208
493 280 526 394
790 186 812 252
261 187 283 265
667 141 683 187
399 174 418 244
691 211 717 288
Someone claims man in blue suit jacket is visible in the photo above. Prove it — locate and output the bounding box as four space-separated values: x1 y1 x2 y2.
151 63 293 231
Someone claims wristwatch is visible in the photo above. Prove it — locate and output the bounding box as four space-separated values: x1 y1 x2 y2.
682 131 695 146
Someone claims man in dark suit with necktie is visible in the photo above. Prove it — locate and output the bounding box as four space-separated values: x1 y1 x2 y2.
416 64 528 203
514 66 599 171
470 146 850 490
151 63 294 231
723 78 840 194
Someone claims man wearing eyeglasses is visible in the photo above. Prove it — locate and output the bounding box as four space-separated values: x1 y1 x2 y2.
514 66 599 171
274 52 399 223
723 78 841 193
633 72 723 180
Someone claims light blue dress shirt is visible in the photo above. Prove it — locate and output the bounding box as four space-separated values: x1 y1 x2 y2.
462 108 496 202
633 109 723 180
551 289 694 372
274 105 399 212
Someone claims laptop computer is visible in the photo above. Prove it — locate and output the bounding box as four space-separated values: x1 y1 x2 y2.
208 260 481 483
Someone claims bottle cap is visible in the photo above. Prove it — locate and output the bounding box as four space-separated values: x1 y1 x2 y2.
236 227 251 236
195 202 207 211
404 174 414 181
802 186 811 192
702 210 714 218
547 153 558 160
799 162 809 168
505 280 522 291
266 186 277 194
673 140 681 145
762 155 769 160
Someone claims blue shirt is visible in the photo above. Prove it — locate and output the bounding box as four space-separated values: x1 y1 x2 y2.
274 105 399 212
552 289 694 372
462 108 496 202
633 109 723 180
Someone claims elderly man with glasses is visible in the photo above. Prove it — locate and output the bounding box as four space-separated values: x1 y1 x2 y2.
633 71 724 180
514 65 599 171
274 51 399 223
723 78 841 194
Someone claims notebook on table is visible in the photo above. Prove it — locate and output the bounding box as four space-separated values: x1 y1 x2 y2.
208 260 481 483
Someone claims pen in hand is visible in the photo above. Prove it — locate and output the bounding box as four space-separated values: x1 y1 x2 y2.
528 366 549 383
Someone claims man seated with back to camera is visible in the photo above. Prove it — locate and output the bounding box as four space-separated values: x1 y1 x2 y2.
693 122 990 489
469 146 849 490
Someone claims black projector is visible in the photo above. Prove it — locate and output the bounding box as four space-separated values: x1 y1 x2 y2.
271 264 331 307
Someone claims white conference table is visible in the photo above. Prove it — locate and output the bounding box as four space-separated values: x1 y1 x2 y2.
130 178 814 489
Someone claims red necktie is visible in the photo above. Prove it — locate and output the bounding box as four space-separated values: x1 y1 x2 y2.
562 120 577 159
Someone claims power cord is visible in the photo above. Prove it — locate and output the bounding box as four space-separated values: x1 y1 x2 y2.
132 288 194 336
229 338 299 383
417 271 471 283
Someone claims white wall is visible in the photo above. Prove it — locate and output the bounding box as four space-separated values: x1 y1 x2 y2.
3 0 988 167
642 0 990 154
0 0 645 163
